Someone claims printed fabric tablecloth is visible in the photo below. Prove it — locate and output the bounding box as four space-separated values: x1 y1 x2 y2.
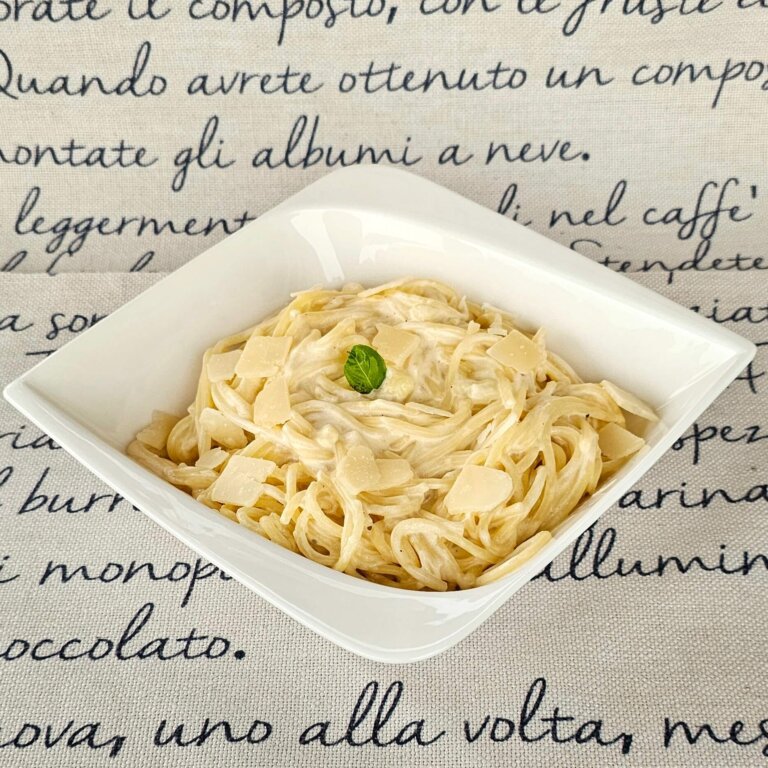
1 3 767 765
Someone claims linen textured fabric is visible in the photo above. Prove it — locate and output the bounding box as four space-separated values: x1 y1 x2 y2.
0 5 766 764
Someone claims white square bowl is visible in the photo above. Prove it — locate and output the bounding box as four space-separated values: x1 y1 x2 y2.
4 167 755 663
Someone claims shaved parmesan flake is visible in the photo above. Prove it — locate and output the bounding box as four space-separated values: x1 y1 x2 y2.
136 411 179 451
199 408 247 449
235 335 292 379
210 455 277 507
376 367 415 403
622 411 649 438
445 465 513 514
488 330 545 373
195 447 230 470
373 459 414 490
206 350 241 382
253 376 292 427
598 422 645 460
337 445 381 495
600 380 658 422
373 324 420 367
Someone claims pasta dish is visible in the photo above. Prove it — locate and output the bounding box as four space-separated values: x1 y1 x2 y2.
128 278 656 591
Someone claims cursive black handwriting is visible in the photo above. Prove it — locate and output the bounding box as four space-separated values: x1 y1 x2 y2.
642 177 752 259
154 717 272 747
299 681 446 747
0 602 243 662
619 480 768 510
573 238 768 285
464 678 633 754
188 64 322 96
672 421 768 465
0 0 111 22
0 41 166 100
250 114 423 170
631 58 768 109
17 467 131 514
172 115 236 192
0 137 157 170
663 716 768 759
38 556 232 608
535 525 768 583
187 0 394 46
0 718 125 759
550 179 627 229
338 59 527 93
0 555 20 584
0 314 33 332
13 185 256 274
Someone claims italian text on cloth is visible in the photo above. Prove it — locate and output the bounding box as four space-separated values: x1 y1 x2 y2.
0 4 767 765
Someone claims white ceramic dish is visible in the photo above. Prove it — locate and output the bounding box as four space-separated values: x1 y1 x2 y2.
4 167 755 663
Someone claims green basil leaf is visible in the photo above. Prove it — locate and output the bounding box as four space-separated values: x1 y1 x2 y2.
344 344 387 394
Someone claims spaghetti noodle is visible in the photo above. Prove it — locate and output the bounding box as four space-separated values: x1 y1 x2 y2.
128 278 656 591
